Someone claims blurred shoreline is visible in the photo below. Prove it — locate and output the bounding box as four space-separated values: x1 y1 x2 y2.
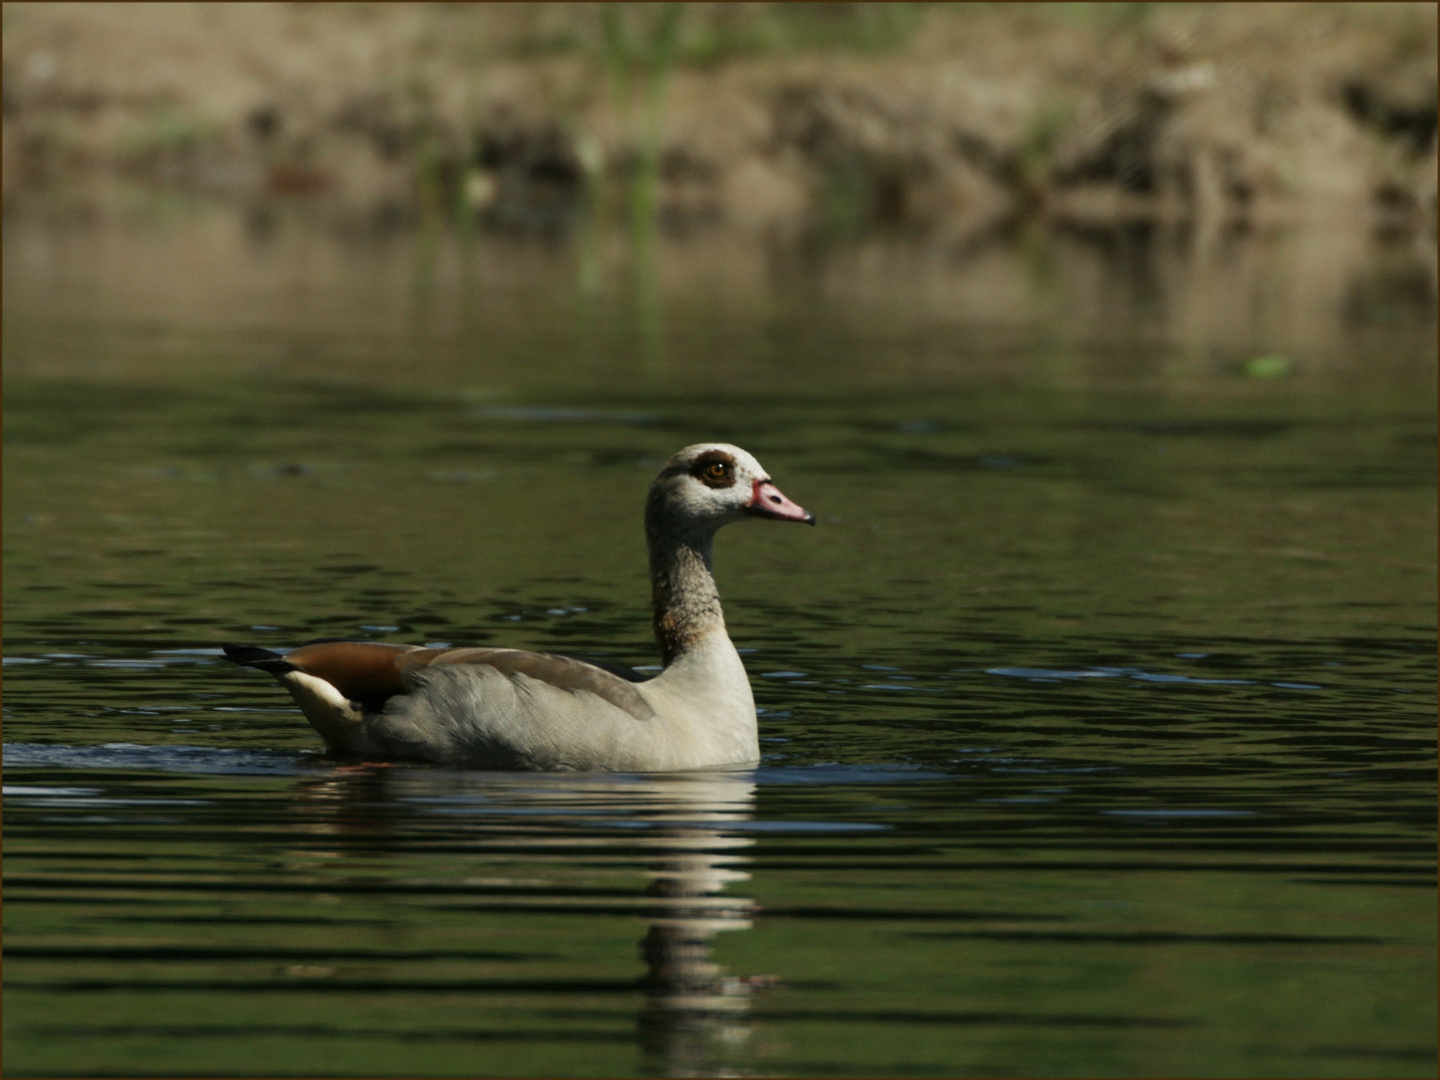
3 3 1436 241
7 197 1434 402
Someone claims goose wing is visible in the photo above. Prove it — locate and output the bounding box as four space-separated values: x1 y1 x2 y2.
225 640 655 721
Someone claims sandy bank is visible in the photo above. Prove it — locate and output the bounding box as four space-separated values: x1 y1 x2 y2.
3 3 1435 238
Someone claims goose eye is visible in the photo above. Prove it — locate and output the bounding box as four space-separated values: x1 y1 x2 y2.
706 462 729 480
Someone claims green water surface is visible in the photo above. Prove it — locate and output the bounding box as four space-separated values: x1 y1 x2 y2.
4 206 1436 1077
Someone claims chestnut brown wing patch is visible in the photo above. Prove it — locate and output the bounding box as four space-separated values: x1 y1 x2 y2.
284 641 423 708
398 647 656 722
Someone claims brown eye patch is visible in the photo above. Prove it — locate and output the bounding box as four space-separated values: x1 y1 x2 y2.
691 451 737 489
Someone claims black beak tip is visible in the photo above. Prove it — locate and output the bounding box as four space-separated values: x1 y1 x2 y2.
804 512 817 526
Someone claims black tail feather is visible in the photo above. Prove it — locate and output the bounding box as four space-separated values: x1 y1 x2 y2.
222 643 294 674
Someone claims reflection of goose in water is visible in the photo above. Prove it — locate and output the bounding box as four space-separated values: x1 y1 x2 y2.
224 444 813 771
632 774 762 1077
291 767 765 1077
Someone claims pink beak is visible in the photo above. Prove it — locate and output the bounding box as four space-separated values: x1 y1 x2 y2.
748 479 816 525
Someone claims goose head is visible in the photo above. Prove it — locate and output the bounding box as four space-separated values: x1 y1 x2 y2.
646 443 814 537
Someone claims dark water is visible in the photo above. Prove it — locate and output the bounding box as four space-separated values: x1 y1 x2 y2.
4 203 1437 1076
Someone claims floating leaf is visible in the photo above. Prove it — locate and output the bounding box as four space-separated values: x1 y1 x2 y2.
1239 355 1293 378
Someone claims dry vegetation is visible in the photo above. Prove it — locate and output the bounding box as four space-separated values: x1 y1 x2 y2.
3 2 1435 237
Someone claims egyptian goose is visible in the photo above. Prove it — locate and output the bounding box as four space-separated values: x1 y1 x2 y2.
223 444 814 771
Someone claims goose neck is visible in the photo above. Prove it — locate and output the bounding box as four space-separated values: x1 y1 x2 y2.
648 526 725 665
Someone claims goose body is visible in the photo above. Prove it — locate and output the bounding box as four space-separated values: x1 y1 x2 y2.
224 444 814 771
